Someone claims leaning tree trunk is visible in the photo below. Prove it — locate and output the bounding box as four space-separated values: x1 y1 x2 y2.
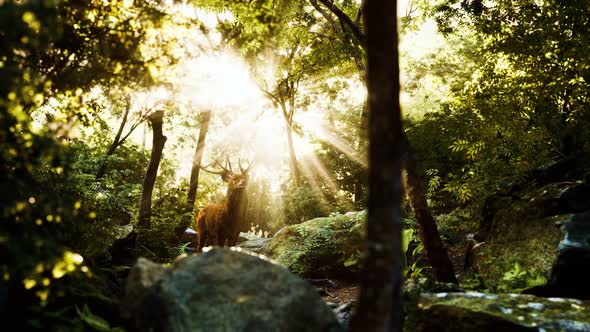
350 0 404 330
138 110 167 229
402 136 458 284
187 110 211 207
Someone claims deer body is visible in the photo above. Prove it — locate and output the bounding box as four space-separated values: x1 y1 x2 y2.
193 163 250 252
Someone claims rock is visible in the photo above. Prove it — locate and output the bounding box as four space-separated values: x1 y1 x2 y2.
108 228 137 266
238 231 261 242
178 227 196 244
237 237 272 253
526 210 590 299
532 156 589 186
123 248 341 332
525 182 590 217
466 179 590 292
333 301 355 329
415 292 590 332
122 257 168 319
266 211 366 279
469 209 566 292
403 278 465 331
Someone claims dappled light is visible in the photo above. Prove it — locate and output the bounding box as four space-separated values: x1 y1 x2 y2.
3 0 589 330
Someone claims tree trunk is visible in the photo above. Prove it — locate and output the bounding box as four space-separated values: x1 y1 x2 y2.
187 111 212 207
350 0 403 331
402 136 458 284
138 110 167 229
311 0 456 289
285 122 301 187
280 100 301 187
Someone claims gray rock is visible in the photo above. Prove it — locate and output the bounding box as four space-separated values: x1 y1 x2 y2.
123 248 341 332
122 257 168 319
237 237 272 253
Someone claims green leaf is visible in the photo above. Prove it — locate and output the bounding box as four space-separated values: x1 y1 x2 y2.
75 305 112 332
402 228 414 255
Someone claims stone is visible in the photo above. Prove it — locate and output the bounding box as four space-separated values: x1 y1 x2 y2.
415 292 590 332
123 248 341 332
237 237 272 253
526 210 590 299
466 179 590 292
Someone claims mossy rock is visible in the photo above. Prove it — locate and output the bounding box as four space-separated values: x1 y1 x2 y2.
266 211 366 279
124 249 341 331
416 292 590 332
470 211 567 292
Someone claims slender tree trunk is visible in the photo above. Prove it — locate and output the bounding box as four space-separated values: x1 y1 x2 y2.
402 137 458 284
141 121 147 150
96 104 130 180
280 101 301 187
285 122 301 187
187 111 212 207
358 100 369 151
138 110 167 229
350 0 403 331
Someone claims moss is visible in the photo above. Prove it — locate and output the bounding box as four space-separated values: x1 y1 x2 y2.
471 213 567 292
417 292 590 331
266 211 366 279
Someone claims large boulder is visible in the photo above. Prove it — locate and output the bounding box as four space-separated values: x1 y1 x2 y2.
526 210 590 299
415 292 590 332
266 211 366 279
467 179 590 293
122 248 341 332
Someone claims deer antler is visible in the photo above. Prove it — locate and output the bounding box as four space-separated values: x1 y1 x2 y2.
238 159 254 173
199 159 232 175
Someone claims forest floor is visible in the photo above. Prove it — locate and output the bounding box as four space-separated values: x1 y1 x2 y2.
320 279 359 306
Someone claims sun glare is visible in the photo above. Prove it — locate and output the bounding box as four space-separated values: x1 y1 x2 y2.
176 53 265 111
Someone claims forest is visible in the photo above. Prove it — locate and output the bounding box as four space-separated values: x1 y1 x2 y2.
1 0 589 331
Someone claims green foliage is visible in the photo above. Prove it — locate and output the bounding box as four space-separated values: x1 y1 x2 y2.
136 186 193 263
499 262 547 293
277 181 330 228
402 229 428 279
76 304 124 332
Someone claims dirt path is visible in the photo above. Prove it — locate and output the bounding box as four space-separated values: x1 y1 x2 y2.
318 279 359 306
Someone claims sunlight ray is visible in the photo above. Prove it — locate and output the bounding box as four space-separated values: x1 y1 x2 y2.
302 154 342 196
297 158 329 204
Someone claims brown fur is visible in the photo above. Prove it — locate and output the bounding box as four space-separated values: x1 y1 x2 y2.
193 173 248 252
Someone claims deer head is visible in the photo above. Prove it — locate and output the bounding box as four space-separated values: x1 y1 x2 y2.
200 157 253 190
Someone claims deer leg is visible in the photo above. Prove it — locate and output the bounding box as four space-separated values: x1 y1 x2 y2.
228 231 240 246
217 230 226 247
197 230 207 253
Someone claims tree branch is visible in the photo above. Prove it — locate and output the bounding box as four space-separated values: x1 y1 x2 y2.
317 0 366 46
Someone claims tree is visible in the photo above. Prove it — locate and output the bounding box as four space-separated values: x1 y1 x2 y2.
95 93 154 180
417 0 590 209
187 110 212 207
310 0 457 283
350 0 404 330
138 110 168 229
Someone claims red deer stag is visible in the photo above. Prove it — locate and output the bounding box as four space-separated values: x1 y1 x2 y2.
193 158 252 252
